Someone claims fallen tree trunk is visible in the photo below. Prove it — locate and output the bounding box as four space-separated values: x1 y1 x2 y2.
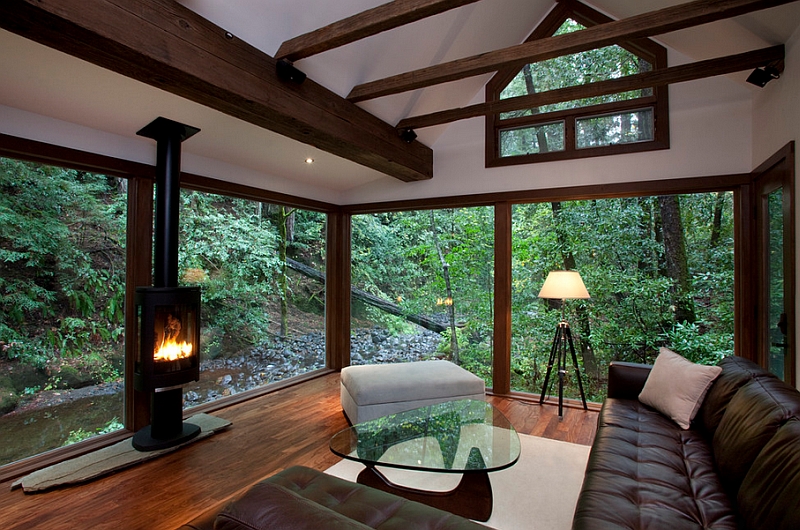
286 258 448 333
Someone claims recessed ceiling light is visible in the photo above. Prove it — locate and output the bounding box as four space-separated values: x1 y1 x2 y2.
305 157 314 164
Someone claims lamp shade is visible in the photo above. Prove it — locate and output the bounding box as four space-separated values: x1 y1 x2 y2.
538 270 590 300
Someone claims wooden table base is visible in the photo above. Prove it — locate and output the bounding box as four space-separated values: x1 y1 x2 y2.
356 465 493 521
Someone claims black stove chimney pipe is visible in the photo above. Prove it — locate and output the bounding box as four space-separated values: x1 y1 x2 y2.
137 117 199 288
133 117 201 452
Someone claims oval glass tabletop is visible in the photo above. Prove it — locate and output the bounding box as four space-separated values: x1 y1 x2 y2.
330 399 520 474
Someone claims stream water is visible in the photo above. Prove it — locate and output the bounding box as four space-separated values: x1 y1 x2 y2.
0 329 443 466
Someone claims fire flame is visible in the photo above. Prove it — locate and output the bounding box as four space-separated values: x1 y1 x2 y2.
153 313 193 362
154 337 193 362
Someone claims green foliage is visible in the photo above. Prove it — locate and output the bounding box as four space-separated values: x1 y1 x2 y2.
178 191 326 353
352 193 734 401
0 158 126 370
499 18 655 156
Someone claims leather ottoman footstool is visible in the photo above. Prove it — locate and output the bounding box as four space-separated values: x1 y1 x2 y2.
340 360 485 424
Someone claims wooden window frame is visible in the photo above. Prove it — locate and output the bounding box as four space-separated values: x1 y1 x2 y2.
1 131 791 480
485 0 670 167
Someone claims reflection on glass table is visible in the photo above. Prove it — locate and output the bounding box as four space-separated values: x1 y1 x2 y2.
330 399 520 521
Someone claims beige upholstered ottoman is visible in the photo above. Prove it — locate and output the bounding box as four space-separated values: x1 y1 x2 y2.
340 360 486 424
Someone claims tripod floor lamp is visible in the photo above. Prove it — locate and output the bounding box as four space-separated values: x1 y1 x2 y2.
538 270 589 418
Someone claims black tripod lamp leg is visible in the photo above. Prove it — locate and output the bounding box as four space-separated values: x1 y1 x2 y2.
539 324 561 405
564 325 588 410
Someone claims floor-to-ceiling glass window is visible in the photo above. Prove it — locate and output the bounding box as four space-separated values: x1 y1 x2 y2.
0 157 126 465
350 208 494 386
176 189 327 407
511 193 735 402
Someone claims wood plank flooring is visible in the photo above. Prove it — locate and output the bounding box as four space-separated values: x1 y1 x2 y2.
0 372 598 530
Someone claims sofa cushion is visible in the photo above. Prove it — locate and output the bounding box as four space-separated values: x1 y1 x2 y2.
638 348 722 429
738 418 800 530
265 466 488 530
713 376 800 496
572 398 738 530
214 481 373 530
697 356 774 438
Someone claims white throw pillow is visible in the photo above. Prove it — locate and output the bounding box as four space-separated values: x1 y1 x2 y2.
638 347 722 429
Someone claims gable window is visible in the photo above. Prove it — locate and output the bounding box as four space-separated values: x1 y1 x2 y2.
486 0 669 166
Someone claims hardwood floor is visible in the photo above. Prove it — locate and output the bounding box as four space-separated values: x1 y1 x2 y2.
0 372 598 530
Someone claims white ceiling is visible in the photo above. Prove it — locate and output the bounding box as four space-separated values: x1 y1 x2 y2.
1 0 799 196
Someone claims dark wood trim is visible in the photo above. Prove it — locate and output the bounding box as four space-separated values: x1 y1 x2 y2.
0 133 155 180
326 211 352 371
750 142 796 384
343 172 753 214
181 174 336 212
276 0 482 61
734 185 757 361
125 177 154 432
399 46 783 130
493 202 512 394
0 0 433 182
483 0 669 167
347 0 794 101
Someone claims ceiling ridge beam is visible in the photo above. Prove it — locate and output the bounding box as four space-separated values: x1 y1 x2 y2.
348 0 799 102
276 0 483 62
396 45 785 130
0 0 432 182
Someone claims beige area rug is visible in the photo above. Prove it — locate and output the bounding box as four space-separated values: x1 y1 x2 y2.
325 433 590 530
11 413 230 493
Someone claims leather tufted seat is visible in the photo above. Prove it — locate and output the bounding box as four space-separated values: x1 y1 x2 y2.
178 466 489 530
573 356 800 530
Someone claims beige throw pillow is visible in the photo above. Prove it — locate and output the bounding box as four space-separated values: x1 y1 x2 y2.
638 347 722 429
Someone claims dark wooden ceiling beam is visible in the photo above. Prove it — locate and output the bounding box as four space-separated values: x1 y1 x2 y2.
276 0 483 62
348 0 799 102
0 0 432 182
397 45 785 130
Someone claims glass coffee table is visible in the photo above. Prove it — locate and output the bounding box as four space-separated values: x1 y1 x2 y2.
330 399 520 521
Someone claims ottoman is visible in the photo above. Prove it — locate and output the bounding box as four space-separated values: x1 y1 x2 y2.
340 360 486 423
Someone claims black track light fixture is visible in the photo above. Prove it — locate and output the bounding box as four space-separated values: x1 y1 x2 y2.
746 65 781 88
399 128 417 143
276 59 306 84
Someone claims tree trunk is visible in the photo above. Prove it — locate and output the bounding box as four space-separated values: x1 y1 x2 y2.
285 258 449 333
430 211 459 364
550 202 598 380
276 206 295 337
658 195 696 324
522 64 549 153
710 191 725 249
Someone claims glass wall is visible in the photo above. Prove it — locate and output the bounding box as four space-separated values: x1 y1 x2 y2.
511 194 735 401
177 190 327 407
0 157 126 465
350 208 494 385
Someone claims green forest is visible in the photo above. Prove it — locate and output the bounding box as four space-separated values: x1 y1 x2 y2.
352 196 734 402
0 156 734 462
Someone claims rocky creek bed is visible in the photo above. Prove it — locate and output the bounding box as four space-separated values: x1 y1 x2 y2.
0 328 443 465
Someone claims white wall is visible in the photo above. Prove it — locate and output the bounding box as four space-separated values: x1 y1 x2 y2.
752 26 800 386
341 72 754 204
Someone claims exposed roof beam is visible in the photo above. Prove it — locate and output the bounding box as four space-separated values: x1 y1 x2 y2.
397 45 785 130
276 0 483 62
348 0 799 102
0 0 432 182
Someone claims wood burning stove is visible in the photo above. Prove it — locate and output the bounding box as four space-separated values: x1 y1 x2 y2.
132 117 201 451
134 287 200 391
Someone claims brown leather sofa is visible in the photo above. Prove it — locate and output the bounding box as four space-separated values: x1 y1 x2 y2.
178 465 489 530
572 356 800 530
